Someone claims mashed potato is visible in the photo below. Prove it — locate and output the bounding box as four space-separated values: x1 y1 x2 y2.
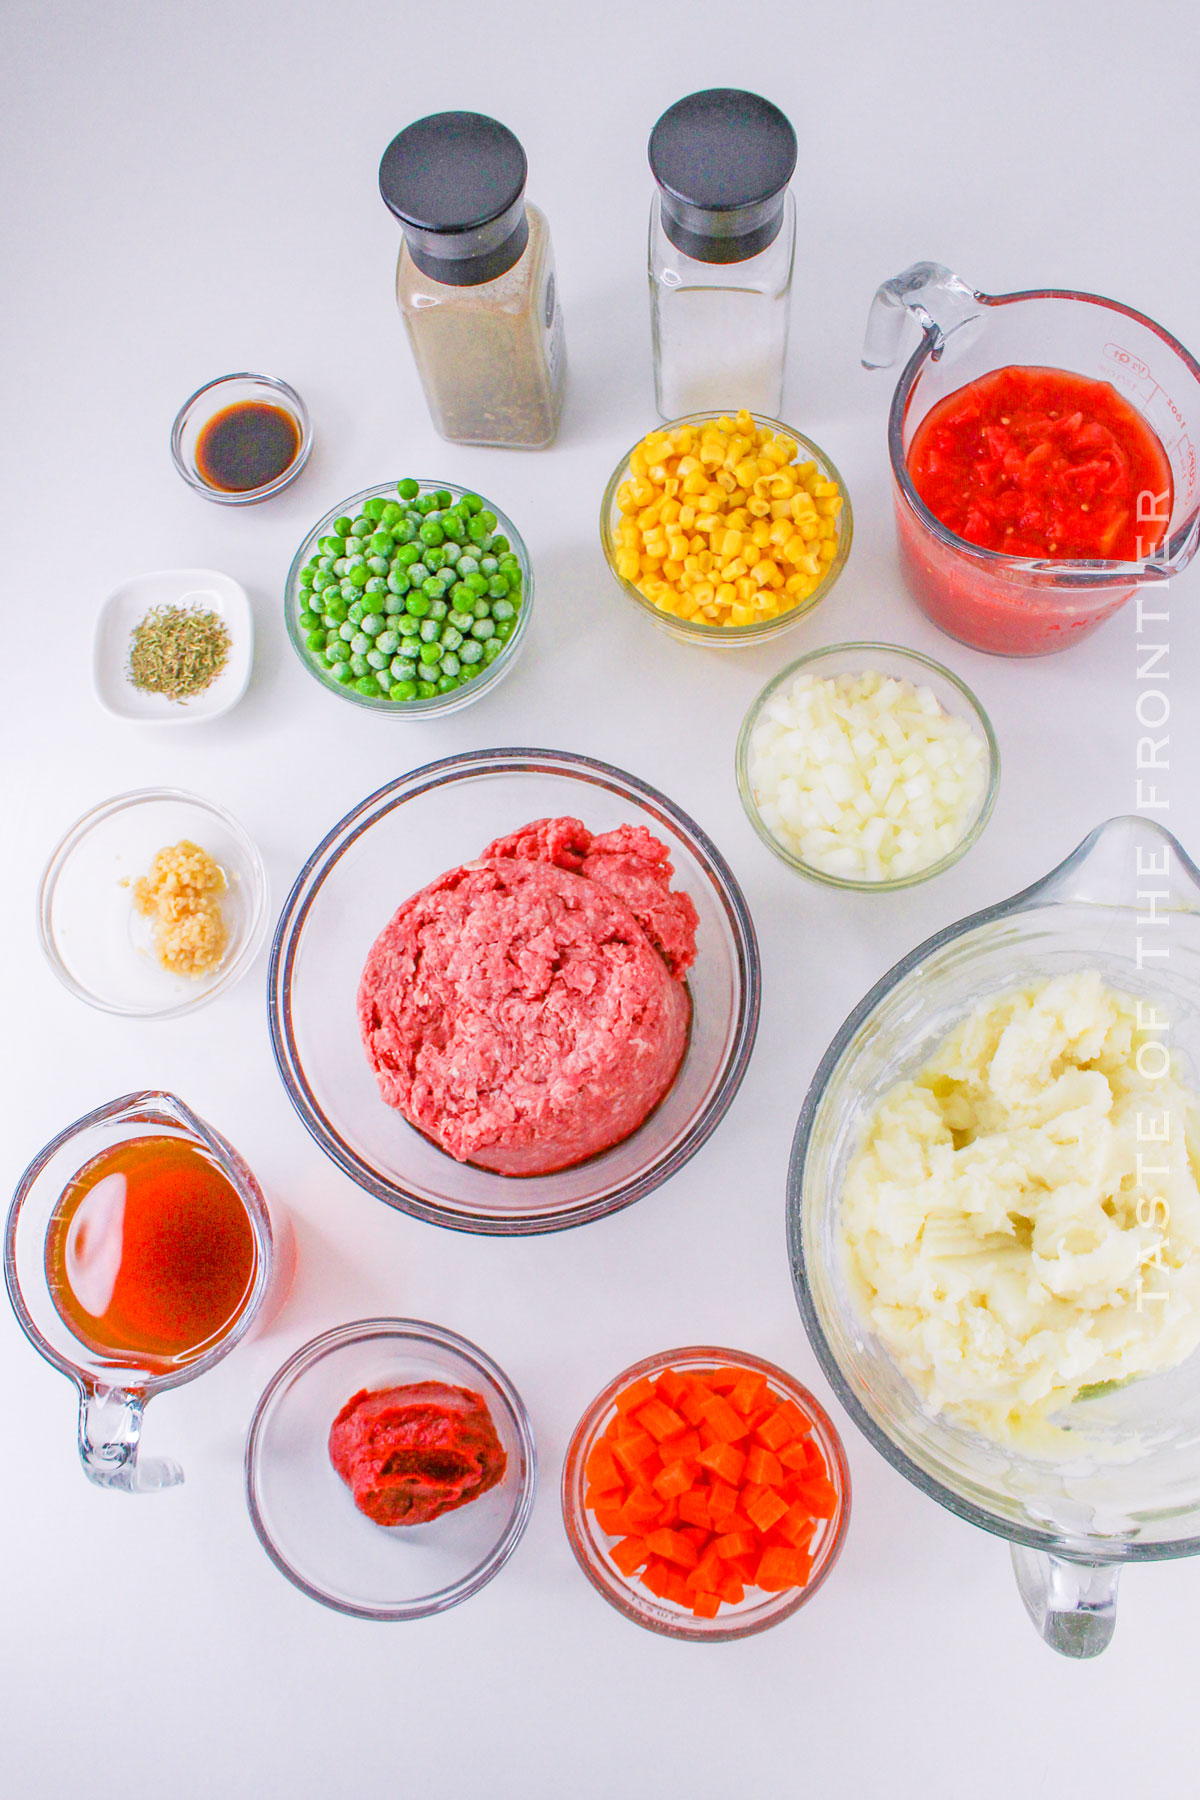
841 971 1200 1446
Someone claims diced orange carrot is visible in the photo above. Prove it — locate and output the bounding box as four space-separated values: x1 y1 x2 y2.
661 1567 692 1606
677 1488 711 1530
584 1481 624 1510
615 1376 657 1416
652 1459 693 1501
773 1398 813 1439
791 1475 838 1519
713 1529 756 1560
743 1487 790 1535
744 1446 785 1488
657 1429 702 1466
640 1558 672 1598
659 1495 681 1525
613 1429 658 1474
677 1382 709 1427
779 1439 816 1471
634 1399 686 1442
706 1479 739 1521
691 1589 722 1619
678 1524 711 1552
653 1368 692 1408
645 1528 699 1569
725 1552 759 1583
685 1547 724 1593
706 1366 744 1393
585 1440 625 1491
623 1485 663 1527
755 1546 813 1591
776 1502 819 1548
729 1370 769 1417
697 1393 749 1443
594 1501 627 1536
696 1440 746 1484
610 1535 649 1576
755 1408 798 1452
715 1570 745 1606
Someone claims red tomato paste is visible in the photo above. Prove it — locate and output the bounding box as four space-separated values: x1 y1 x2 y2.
907 365 1172 561
329 1382 507 1527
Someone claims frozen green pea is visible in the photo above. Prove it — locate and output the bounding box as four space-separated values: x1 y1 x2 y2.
326 639 351 664
333 515 354 535
459 639 483 665
361 613 384 637
471 617 495 639
383 592 405 616
397 614 420 637
333 662 355 685
440 652 461 677
483 638 503 663
473 599 492 620
419 642 442 666
298 608 321 632
349 566 369 590
305 629 327 652
492 599 515 622
480 555 499 575
364 577 388 597
366 649 388 670
419 619 440 644
390 679 418 701
348 601 366 624
344 536 363 555
351 632 371 655
349 653 370 677
376 629 399 656
362 497 387 521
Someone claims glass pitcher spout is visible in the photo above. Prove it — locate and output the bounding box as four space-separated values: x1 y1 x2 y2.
862 261 984 369
1021 815 1200 914
78 1384 184 1494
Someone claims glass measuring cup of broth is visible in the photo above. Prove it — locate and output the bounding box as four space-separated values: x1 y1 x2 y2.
863 262 1200 655
6 1091 287 1493
788 818 1200 1656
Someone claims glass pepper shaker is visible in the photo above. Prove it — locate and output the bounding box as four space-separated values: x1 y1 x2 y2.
379 112 566 449
648 89 797 420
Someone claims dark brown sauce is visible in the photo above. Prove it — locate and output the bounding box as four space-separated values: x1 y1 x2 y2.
195 401 300 492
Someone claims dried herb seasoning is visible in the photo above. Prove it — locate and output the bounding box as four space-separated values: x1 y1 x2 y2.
127 604 231 702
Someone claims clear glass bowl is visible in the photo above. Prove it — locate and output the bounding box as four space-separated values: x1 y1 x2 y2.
599 411 853 648
38 789 269 1019
170 372 311 505
245 1319 536 1620
561 1345 851 1641
735 641 1000 891
284 481 533 718
268 748 760 1235
787 818 1200 1656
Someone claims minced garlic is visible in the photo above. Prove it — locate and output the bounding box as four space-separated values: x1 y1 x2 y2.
840 972 1200 1448
133 840 229 978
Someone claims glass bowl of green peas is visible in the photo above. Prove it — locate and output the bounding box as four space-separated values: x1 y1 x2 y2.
285 480 533 715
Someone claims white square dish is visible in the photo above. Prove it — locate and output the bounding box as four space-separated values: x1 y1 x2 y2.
93 567 253 723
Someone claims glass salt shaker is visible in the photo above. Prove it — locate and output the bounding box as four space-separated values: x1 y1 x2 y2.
379 112 566 450
648 89 797 419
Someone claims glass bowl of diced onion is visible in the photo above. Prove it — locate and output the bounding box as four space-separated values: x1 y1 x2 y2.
599 412 853 647
735 642 1000 890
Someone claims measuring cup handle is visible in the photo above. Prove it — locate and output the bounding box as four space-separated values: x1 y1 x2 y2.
77 1385 184 1494
862 261 984 370
1010 1545 1120 1658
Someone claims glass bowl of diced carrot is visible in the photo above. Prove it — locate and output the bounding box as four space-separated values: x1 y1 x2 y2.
599 412 853 647
562 1346 851 1640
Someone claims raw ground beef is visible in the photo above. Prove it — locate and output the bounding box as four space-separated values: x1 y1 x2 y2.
358 816 699 1175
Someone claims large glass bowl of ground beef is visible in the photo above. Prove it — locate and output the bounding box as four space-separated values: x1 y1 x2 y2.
269 750 760 1234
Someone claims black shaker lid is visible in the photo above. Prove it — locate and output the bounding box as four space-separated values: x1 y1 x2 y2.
379 112 530 287
649 89 797 264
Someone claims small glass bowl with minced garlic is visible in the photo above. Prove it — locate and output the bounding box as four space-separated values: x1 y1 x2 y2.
38 790 268 1019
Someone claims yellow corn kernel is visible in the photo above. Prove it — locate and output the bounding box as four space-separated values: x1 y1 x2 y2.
743 543 761 568
682 470 708 497
719 529 742 558
716 582 737 607
730 603 756 626
818 537 838 562
617 552 640 581
696 492 722 515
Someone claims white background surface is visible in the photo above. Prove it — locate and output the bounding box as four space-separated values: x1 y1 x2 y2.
4 1 1200 1793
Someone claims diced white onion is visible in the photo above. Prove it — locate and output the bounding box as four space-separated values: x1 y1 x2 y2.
747 668 988 880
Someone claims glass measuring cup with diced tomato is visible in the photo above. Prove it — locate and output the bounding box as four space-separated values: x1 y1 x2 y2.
863 262 1200 655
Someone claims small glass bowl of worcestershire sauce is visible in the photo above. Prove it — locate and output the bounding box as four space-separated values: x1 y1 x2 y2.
171 372 312 505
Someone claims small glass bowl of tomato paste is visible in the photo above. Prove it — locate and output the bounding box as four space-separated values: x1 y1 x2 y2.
562 1347 850 1641
864 262 1200 656
245 1319 537 1620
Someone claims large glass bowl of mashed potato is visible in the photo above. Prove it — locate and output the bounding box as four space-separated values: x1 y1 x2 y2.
788 816 1200 1656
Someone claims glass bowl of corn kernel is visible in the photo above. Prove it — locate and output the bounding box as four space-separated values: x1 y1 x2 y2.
599 411 853 647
